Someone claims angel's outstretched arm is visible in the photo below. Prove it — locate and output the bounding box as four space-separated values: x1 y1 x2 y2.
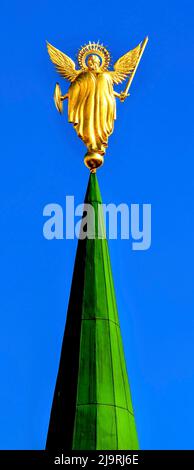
113 91 121 98
61 93 69 101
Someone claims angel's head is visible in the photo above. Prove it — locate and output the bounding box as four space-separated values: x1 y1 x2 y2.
87 55 101 71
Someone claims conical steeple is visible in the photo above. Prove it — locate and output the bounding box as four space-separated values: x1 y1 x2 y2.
46 173 139 450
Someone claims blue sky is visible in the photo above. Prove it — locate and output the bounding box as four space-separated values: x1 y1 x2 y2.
0 0 194 450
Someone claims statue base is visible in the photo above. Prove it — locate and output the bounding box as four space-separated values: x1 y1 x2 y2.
84 152 104 173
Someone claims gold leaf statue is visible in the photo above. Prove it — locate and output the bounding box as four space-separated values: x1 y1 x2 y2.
47 38 148 172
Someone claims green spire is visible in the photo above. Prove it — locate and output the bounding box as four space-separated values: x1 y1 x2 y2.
46 173 139 450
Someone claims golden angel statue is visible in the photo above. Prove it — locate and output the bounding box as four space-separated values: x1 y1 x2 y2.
47 38 148 171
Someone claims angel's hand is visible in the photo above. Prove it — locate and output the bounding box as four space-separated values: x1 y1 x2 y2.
120 91 130 102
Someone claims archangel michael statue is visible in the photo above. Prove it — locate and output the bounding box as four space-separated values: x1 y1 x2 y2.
47 38 148 171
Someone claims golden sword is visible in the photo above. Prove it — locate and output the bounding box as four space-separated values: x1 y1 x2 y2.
122 36 149 100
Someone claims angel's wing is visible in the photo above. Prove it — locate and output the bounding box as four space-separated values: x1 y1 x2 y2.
47 41 80 82
110 43 141 85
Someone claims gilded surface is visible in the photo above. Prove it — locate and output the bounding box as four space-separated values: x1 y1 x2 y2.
47 39 148 170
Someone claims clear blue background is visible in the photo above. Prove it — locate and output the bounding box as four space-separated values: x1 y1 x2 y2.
0 0 194 450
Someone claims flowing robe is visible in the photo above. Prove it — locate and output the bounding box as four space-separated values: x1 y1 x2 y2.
68 71 116 155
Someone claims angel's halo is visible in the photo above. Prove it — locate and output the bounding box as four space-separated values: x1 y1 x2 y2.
77 42 111 71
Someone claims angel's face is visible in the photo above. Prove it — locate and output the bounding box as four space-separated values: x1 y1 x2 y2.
87 55 101 71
